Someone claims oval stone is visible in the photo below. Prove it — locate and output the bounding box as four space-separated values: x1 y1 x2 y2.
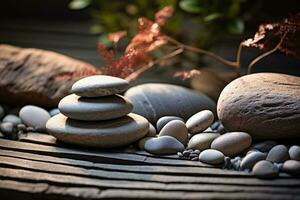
252 160 279 178
144 136 184 155
186 110 214 134
72 75 129 97
138 136 154 150
282 160 300 174
19 105 50 130
266 145 289 163
187 133 220 150
2 114 21 126
125 83 216 124
158 120 188 145
289 145 300 161
240 151 267 170
58 94 133 121
199 149 224 165
217 73 300 139
211 132 252 157
156 116 184 132
46 113 149 148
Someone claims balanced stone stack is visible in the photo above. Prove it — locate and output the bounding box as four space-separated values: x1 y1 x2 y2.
46 75 149 148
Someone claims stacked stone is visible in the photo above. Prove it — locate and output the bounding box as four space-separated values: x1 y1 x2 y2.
46 75 149 148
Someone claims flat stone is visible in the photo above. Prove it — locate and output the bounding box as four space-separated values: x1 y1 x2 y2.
2 114 21 125
138 137 154 150
187 133 220 150
211 132 252 157
240 151 267 170
158 120 188 145
217 73 300 139
144 136 184 155
186 110 214 134
146 123 157 137
282 160 300 174
19 105 50 130
267 145 289 163
156 116 184 132
58 94 133 121
199 149 224 165
125 83 216 124
46 113 149 148
251 140 277 152
252 160 279 178
289 145 300 161
71 75 129 97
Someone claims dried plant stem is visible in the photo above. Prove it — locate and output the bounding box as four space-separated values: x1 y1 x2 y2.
125 47 184 81
247 32 287 74
235 43 243 76
165 36 238 69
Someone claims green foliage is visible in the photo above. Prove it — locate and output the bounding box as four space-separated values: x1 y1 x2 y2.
68 0 91 10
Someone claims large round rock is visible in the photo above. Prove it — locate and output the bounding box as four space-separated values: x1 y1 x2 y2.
125 83 216 124
72 75 129 97
46 113 149 148
217 73 300 139
58 94 133 121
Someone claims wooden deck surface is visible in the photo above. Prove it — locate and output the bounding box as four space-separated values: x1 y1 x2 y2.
0 133 300 200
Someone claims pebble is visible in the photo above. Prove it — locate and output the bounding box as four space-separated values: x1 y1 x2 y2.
217 73 300 139
0 122 18 140
252 160 279 178
222 156 232 169
281 160 300 174
144 136 184 155
187 133 220 151
49 108 60 116
183 150 191 157
146 123 157 137
19 105 51 130
46 113 149 148
240 151 267 170
199 149 224 165
211 132 252 157
17 124 27 132
186 110 214 134
125 83 216 124
138 137 154 150
71 75 129 97
2 114 21 126
58 94 133 121
158 120 188 145
251 140 277 152
267 145 289 163
156 116 184 132
289 145 300 161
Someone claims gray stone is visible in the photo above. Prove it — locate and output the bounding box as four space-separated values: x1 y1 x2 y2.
138 137 154 150
144 136 184 155
199 149 224 165
211 132 252 157
240 151 267 170
46 113 149 148
58 94 133 121
146 123 157 137
125 83 216 124
252 160 279 178
289 145 300 161
156 116 184 132
49 108 60 116
158 120 188 145
281 160 300 174
17 124 27 132
267 145 289 163
0 122 18 139
19 105 50 130
217 73 300 139
186 110 214 134
251 140 277 152
187 133 220 151
2 114 21 125
71 75 129 97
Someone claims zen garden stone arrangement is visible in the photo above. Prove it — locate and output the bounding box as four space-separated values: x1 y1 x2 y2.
0 73 299 179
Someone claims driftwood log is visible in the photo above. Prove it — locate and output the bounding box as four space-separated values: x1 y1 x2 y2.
0 44 98 107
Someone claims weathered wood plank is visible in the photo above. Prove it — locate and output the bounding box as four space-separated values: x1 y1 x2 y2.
0 180 296 200
0 138 210 167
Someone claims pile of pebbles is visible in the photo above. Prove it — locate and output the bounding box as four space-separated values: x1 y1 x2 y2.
138 110 300 178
